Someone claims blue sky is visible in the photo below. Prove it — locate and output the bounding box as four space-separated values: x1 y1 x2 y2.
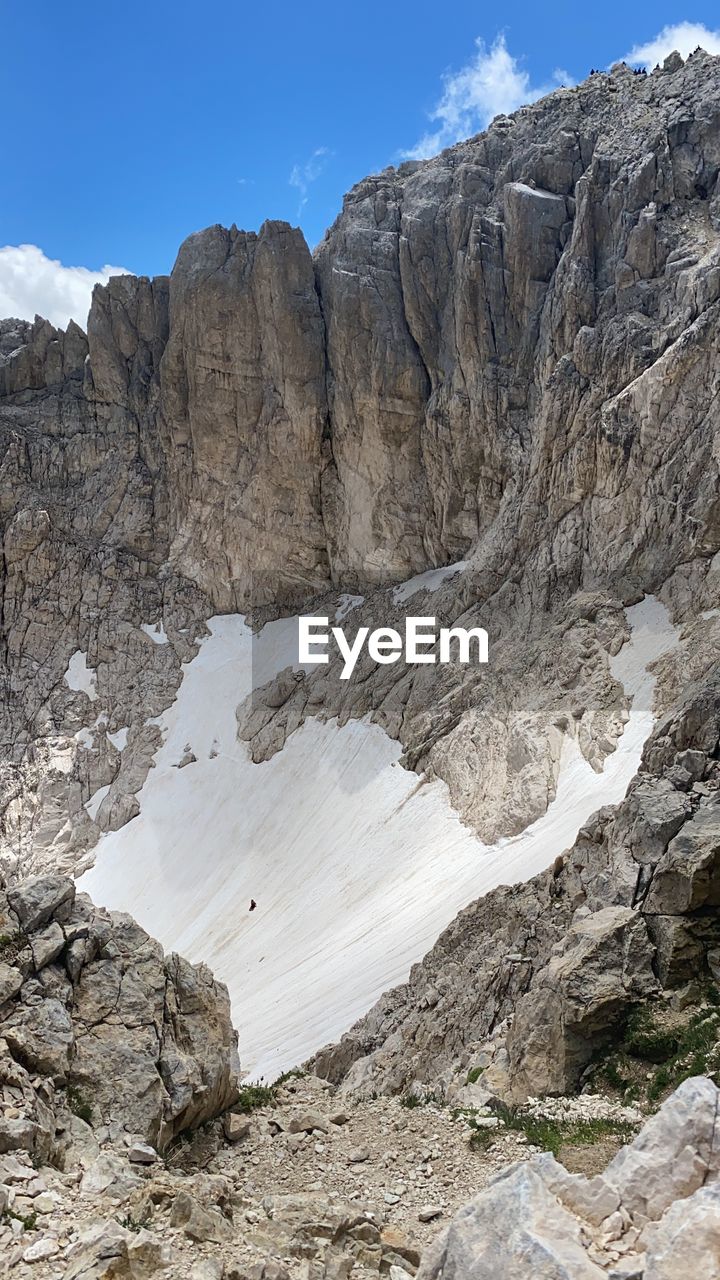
2 5 720 325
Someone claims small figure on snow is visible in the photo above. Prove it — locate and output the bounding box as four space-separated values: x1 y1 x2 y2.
249 899 257 912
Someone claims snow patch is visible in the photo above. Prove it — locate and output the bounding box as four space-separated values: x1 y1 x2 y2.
107 727 129 751
64 651 98 702
392 561 467 604
79 597 679 1081
141 622 169 645
335 594 365 623
85 784 110 822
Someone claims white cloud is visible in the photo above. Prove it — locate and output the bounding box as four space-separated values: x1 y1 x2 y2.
625 21 720 67
403 35 570 160
289 147 332 214
0 244 130 330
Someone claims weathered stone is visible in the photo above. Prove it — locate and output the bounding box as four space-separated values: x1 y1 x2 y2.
170 1190 233 1242
287 1112 328 1135
223 1113 251 1143
30 921 65 971
8 876 75 933
64 1219 171 1279
644 805 720 914
127 1142 158 1165
417 1206 442 1223
416 1164 606 1280
643 1182 720 1278
0 963 23 1005
0 881 240 1154
603 1076 718 1220
22 1236 60 1262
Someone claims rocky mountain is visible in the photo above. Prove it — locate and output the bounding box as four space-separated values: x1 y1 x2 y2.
0 43 720 1280
2 50 720 880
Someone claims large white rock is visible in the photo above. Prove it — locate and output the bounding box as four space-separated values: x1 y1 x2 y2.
416 1163 606 1280
603 1076 720 1220
643 1182 720 1279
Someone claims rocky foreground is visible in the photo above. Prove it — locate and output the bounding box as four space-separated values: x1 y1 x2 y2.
1 1045 718 1277
0 872 719 1277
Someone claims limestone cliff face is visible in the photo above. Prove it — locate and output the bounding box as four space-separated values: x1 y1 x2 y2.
158 222 330 609
6 54 720 607
1 51 720 876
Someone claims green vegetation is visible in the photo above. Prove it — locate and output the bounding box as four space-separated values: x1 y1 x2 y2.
466 1065 485 1085
591 992 720 1107
234 1068 307 1114
235 1084 277 1112
622 1007 681 1064
3 1208 38 1232
646 1009 720 1102
66 1085 93 1124
400 1089 442 1109
503 1110 634 1157
118 1211 152 1233
273 1067 307 1087
459 1104 635 1155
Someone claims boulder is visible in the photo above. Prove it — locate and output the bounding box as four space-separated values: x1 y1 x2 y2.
644 804 720 914
643 1183 720 1278
603 1076 719 1219
0 876 240 1153
64 1220 171 1279
416 1163 606 1280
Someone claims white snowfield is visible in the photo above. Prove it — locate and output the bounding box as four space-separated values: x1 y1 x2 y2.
64 650 98 702
79 594 679 1081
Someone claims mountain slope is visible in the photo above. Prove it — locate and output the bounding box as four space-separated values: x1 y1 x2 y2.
0 52 719 1093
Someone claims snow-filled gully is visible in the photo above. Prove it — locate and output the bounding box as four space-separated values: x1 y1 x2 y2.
78 593 679 1080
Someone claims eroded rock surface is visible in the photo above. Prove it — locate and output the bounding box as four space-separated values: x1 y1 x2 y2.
419 1078 720 1280
0 874 239 1154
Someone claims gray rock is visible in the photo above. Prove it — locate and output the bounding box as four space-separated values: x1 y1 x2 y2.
643 1182 720 1278
287 1111 328 1134
22 1236 60 1262
417 1206 442 1223
603 1076 719 1220
416 1164 606 1279
0 963 23 1006
30 921 65 971
0 878 240 1156
223 1113 251 1143
64 1219 170 1278
644 805 720 913
127 1141 157 1165
8 876 74 933
190 1262 226 1280
170 1190 233 1243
